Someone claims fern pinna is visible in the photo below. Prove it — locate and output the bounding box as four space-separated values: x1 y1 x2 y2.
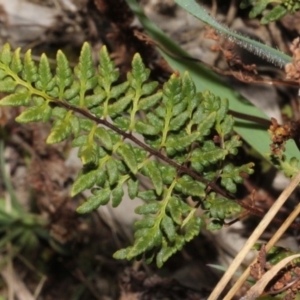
0 42 254 267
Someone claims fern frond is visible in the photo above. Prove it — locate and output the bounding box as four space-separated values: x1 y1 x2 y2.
0 42 255 267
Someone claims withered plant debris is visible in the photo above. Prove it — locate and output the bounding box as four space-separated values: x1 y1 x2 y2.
119 268 207 300
285 37 300 83
268 117 300 157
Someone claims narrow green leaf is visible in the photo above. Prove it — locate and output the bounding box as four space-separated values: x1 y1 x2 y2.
113 248 130 260
197 112 216 137
110 81 130 98
98 46 119 90
16 102 52 123
56 50 73 97
204 193 242 219
72 135 88 147
135 202 161 215
106 159 119 185
135 121 160 135
79 141 99 166
161 215 176 242
174 0 292 67
219 115 234 137
76 42 97 91
225 135 242 155
112 185 124 207
134 216 156 229
249 0 270 17
0 77 17 93
10 47 22 74
128 178 139 199
117 144 138 174
36 53 54 91
69 115 80 137
142 161 163 195
216 97 229 123
131 53 150 87
46 118 72 144
95 127 112 150
183 216 202 241
107 94 132 116
22 49 38 83
190 141 226 169
165 132 199 149
169 111 189 131
71 169 99 196
127 227 162 259
0 43 12 65
137 190 157 201
0 91 30 106
76 188 111 213
167 197 182 225
138 92 162 110
261 5 287 24
141 81 158 96
156 236 184 268
176 176 206 198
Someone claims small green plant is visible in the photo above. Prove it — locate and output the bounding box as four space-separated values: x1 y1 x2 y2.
240 0 300 24
0 42 254 267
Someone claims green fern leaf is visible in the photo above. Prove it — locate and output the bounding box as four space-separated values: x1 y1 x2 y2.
16 102 52 123
112 185 124 207
36 53 54 92
130 53 150 89
0 43 12 65
108 94 132 116
204 193 242 219
55 50 73 98
128 178 139 199
141 81 158 96
22 50 38 84
156 238 182 268
94 127 113 150
134 216 156 229
161 215 176 242
135 202 161 215
190 141 226 171
0 91 30 106
134 120 160 135
128 227 162 259
10 48 22 74
117 144 138 174
142 161 163 195
76 188 111 213
221 163 254 193
79 140 99 166
167 196 182 225
0 77 17 93
248 0 271 17
138 190 158 201
218 115 235 137
106 158 119 185
169 111 189 131
71 168 99 196
183 215 203 242
138 92 162 110
175 176 206 198
46 117 73 144
98 46 119 91
261 5 287 24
